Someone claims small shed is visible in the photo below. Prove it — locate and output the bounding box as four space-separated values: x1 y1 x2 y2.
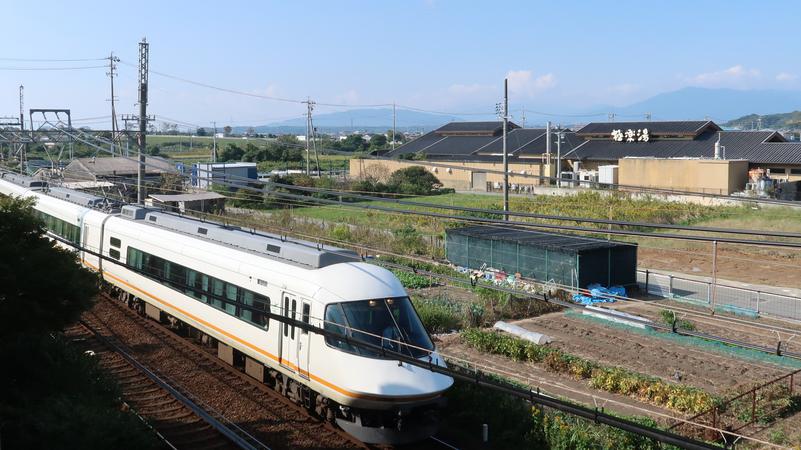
446 226 637 289
146 192 226 214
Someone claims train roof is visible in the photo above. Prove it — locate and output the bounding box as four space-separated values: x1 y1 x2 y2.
0 169 119 210
0 169 359 270
120 205 360 269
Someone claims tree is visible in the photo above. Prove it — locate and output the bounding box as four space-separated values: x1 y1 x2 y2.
0 196 98 338
369 134 387 149
0 197 159 449
387 129 405 143
218 143 245 162
387 166 441 195
196 127 208 136
223 125 233 136
337 134 368 152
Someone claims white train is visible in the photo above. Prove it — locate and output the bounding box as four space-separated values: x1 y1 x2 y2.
0 171 453 444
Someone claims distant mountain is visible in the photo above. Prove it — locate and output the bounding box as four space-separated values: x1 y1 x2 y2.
228 88 801 134
231 108 467 135
724 111 801 130
610 87 801 122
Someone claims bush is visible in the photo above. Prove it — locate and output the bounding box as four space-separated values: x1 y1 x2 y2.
387 166 442 195
461 329 716 414
659 310 696 331
445 379 667 450
412 298 462 333
392 270 436 289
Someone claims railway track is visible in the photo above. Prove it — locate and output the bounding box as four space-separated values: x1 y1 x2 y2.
90 292 369 449
65 318 266 450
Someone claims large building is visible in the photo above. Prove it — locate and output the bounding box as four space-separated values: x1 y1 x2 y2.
191 162 258 189
350 120 801 195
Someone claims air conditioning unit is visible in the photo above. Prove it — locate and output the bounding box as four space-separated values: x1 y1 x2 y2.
559 171 578 187
578 170 599 188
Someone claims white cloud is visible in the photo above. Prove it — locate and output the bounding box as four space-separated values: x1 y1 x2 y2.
688 65 761 86
607 83 640 95
777 72 798 82
250 84 279 97
506 70 556 97
334 89 360 105
447 83 494 95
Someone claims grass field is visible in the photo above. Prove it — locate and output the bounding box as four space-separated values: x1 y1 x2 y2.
287 191 748 235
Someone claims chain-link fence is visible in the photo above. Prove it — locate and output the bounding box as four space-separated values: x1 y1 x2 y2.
638 270 801 321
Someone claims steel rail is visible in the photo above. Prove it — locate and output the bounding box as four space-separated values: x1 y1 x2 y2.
78 319 269 450
50 236 717 449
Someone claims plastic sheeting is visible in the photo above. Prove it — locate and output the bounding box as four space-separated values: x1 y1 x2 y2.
493 321 552 345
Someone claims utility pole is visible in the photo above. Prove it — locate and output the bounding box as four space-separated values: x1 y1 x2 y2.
498 78 509 221
137 38 149 205
556 125 563 188
18 85 24 131
392 102 396 151
305 98 313 175
546 121 552 186
211 121 217 162
107 52 120 156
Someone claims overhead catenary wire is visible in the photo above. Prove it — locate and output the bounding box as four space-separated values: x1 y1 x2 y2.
36 229 717 450
51 126 801 248
57 126 801 246
26 163 801 373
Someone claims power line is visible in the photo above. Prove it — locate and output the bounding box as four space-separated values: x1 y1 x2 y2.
0 64 107 71
53 127 801 249
0 56 107 62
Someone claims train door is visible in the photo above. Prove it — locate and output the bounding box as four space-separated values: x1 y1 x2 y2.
280 292 299 373
82 222 100 271
296 301 311 379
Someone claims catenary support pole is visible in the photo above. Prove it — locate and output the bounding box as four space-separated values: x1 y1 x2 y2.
137 38 149 205
502 78 509 221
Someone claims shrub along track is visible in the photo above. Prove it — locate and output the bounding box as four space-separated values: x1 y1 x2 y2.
86 292 366 450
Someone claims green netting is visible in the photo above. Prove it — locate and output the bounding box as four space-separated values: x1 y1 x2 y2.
565 309 801 370
446 232 578 287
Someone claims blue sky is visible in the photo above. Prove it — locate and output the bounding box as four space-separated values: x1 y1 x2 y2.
1 0 800 128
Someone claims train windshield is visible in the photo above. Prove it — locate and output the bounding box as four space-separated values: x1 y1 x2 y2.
324 297 434 359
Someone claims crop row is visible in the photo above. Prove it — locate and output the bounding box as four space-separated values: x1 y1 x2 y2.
462 328 717 414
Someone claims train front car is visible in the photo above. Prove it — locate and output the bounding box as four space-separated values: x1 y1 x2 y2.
309 262 453 445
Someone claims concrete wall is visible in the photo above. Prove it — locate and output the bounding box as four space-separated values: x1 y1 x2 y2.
349 159 549 191
618 158 749 195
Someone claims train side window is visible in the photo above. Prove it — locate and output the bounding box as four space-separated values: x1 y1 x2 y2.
211 278 224 308
301 303 310 335
126 247 143 270
291 299 297 339
110 237 121 248
109 248 120 260
256 295 270 330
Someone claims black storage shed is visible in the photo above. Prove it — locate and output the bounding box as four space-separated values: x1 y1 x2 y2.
446 226 637 289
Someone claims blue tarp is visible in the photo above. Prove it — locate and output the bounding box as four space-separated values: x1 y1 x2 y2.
572 284 626 305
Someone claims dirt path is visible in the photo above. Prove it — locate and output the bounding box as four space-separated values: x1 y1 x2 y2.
639 246 801 290
513 312 788 394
